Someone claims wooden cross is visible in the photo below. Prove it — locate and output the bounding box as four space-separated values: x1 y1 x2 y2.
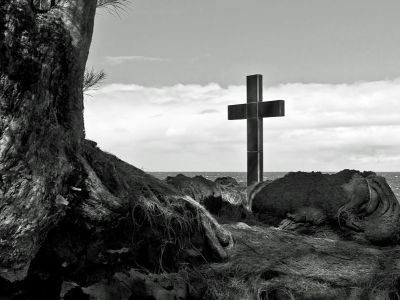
228 74 285 187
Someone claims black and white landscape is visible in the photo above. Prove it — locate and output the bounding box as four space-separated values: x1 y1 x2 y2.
1 1 400 299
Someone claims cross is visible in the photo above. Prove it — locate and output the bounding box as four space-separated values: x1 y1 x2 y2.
228 74 285 187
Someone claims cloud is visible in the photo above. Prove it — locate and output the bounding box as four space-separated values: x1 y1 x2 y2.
199 109 218 114
84 79 400 172
105 56 171 65
151 113 163 118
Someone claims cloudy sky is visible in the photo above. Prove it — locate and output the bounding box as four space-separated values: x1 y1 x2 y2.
85 0 400 172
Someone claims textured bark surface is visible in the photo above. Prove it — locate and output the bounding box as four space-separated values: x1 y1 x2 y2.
0 0 97 281
0 1 233 286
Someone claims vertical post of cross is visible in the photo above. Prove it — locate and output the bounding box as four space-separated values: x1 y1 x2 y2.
228 74 284 190
247 74 263 187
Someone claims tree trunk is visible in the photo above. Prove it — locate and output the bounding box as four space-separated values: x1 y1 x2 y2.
0 1 232 285
0 0 98 281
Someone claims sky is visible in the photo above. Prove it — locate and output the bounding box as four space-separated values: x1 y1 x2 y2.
85 0 400 172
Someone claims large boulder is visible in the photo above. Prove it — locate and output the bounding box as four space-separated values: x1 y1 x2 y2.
252 170 400 244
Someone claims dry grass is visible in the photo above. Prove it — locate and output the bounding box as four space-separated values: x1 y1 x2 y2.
361 272 400 299
82 140 231 273
186 223 400 299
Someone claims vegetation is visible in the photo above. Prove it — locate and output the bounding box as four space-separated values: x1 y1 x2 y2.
1 1 400 299
83 69 106 93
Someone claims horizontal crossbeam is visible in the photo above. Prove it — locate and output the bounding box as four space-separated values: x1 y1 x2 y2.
228 100 285 120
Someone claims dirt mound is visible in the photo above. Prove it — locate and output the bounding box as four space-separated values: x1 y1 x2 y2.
165 174 248 220
252 170 400 244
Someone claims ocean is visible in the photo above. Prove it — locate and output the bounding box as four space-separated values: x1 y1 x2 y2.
150 172 400 201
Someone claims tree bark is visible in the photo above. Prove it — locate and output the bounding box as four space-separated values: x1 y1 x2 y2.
0 0 100 281
0 1 233 285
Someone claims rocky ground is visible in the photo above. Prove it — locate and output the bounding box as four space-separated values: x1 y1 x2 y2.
157 170 400 299
1 151 400 299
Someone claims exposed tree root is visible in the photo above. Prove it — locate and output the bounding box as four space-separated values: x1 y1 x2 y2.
81 140 233 261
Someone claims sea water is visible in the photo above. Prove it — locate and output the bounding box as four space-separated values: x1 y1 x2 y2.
150 172 400 201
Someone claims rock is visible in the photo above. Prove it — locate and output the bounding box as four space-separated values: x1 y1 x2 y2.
165 174 222 214
215 176 240 187
165 175 249 220
215 177 249 219
61 270 188 300
252 169 400 244
60 281 79 299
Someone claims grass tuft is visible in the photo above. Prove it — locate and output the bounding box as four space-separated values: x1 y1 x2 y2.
96 0 132 15
83 68 106 93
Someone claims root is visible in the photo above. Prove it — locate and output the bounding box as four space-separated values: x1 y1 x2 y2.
81 141 233 264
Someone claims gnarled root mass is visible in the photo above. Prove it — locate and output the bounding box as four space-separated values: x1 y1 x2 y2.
0 140 233 299
81 140 233 261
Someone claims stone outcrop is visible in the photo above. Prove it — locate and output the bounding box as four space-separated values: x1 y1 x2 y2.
252 170 400 244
